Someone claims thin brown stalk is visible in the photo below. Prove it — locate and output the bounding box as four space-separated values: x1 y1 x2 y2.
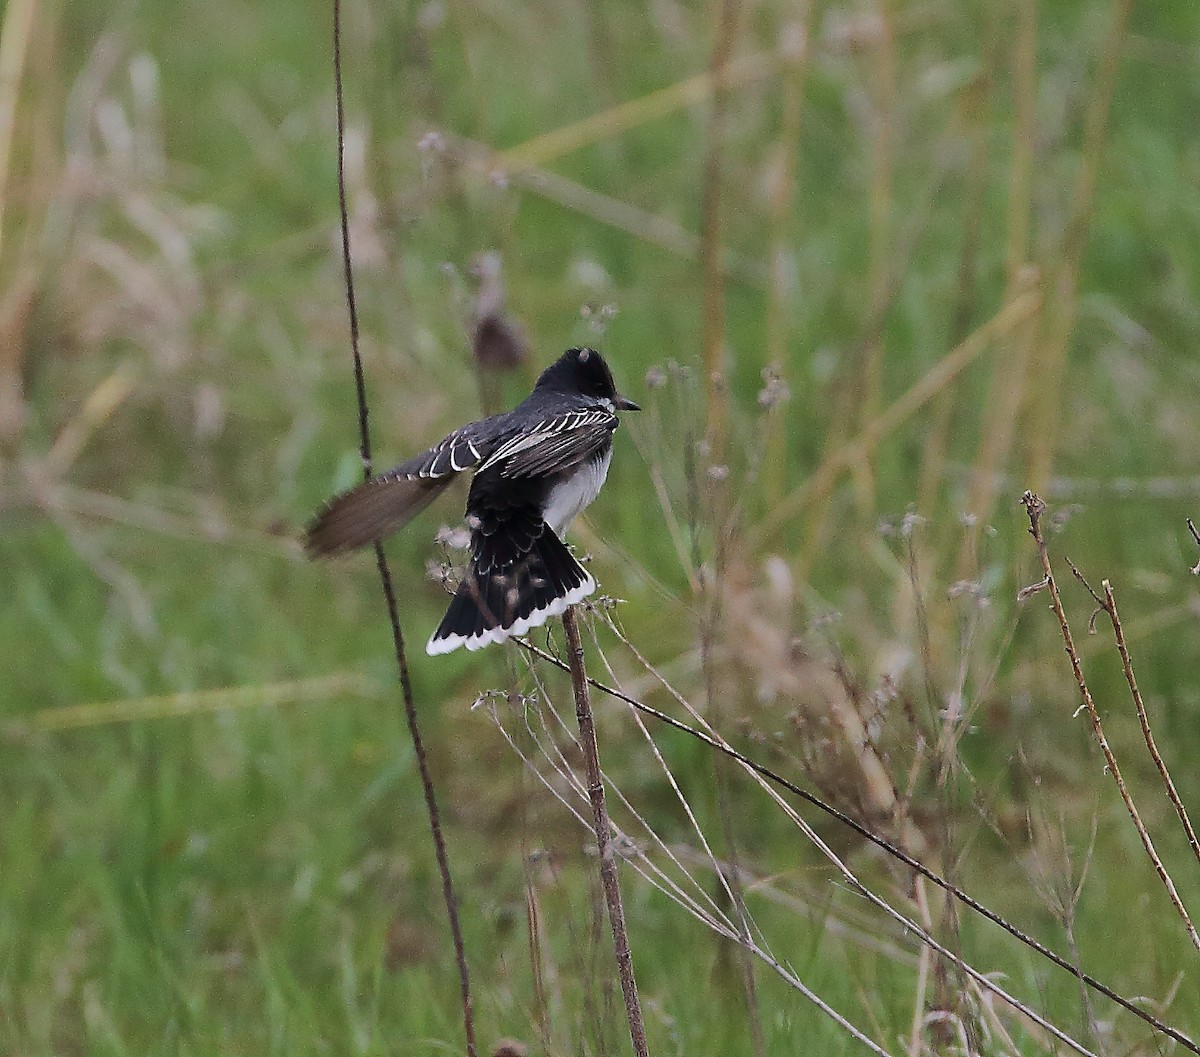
1028 0 1136 491
0 0 36 265
955 265 1040 578
917 77 992 520
1004 0 1037 289
846 0 898 519
907 877 935 1057
1099 579 1200 868
561 606 650 1057
695 0 764 1042
953 0 1039 575
762 10 813 503
332 4 476 1053
1019 491 1200 953
698 0 742 450
518 633 1200 1055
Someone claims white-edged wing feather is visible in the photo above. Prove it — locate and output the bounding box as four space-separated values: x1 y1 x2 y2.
481 407 617 479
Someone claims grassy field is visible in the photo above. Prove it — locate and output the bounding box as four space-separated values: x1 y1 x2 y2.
4 0 1200 1053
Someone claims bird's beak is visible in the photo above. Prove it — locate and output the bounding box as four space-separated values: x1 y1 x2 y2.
615 394 641 412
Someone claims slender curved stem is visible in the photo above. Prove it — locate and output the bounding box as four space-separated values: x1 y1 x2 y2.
562 606 650 1057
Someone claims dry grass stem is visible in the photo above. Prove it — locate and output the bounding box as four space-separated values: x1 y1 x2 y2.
956 264 1040 576
698 0 742 450
506 641 898 1057
571 629 1096 1057
763 8 812 502
0 0 37 264
1028 0 1136 491
561 606 650 1057
855 0 897 515
499 51 773 171
23 673 379 732
439 133 764 285
332 3 476 1051
918 59 996 521
1099 579 1200 868
517 632 1200 1055
1019 491 1200 953
42 362 136 476
759 289 1041 548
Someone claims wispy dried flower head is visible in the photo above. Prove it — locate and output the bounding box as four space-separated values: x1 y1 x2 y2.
417 129 445 154
435 524 471 550
757 364 791 409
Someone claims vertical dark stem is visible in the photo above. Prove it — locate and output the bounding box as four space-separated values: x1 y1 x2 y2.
332 3 476 1054
562 606 650 1057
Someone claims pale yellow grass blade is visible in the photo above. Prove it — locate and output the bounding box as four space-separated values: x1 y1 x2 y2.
26 673 381 731
499 52 773 170
758 289 1042 549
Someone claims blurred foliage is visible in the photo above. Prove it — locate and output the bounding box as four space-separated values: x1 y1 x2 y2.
3 0 1200 1052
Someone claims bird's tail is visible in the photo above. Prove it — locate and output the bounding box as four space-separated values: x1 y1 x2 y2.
427 525 595 655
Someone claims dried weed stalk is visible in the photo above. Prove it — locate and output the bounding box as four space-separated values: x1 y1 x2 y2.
560 606 649 1057
1019 490 1200 953
515 626 1200 1055
332 2 476 1053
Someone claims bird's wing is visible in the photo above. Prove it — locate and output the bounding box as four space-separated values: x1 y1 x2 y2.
481 408 617 480
306 418 508 556
393 418 503 479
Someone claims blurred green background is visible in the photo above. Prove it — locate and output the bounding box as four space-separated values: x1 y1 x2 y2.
4 0 1200 1053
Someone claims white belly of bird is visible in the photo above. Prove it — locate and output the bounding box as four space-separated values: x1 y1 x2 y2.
543 448 612 535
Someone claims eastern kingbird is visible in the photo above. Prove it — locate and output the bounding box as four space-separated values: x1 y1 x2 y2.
306 347 639 655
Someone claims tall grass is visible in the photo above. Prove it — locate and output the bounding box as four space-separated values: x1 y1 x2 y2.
4 0 1200 1053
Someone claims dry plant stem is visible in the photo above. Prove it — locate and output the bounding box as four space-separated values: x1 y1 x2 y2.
1004 0 1037 288
29 673 378 731
907 879 934 1057
760 289 1041 549
1028 0 1135 491
1020 492 1200 953
703 573 767 1057
601 665 1099 1057
696 0 762 1030
332 3 476 1054
947 4 1038 567
499 50 771 171
956 266 1039 578
441 133 764 286
1099 579 1200 868
698 0 741 448
518 636 1200 1055
854 0 897 514
0 0 37 263
511 653 898 1057
561 606 650 1057
763 5 813 503
918 63 994 521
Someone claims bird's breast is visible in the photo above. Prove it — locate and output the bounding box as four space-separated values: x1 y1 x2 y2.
542 448 613 535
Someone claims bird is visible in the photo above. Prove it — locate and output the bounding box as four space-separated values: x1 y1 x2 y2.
306 347 639 655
